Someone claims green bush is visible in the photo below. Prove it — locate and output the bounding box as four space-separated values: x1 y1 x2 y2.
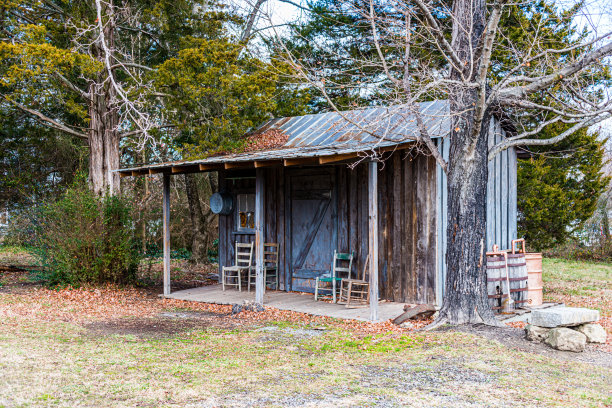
34 176 140 286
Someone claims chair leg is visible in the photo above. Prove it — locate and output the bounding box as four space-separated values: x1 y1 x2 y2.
238 269 242 292
314 277 319 301
332 279 336 303
222 268 225 291
346 281 352 308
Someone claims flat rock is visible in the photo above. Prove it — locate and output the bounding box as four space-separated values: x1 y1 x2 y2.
575 323 607 344
531 307 599 328
525 324 550 342
545 328 587 352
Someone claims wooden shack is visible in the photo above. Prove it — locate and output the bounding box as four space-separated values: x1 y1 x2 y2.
119 101 517 320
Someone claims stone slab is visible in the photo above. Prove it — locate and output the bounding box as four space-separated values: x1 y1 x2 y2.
531 307 600 328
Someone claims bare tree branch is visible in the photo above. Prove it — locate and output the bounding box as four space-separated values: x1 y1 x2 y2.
489 111 612 159
53 72 91 100
2 94 88 140
497 41 612 102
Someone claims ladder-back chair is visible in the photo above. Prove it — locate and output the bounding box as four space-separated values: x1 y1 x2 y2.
339 255 370 307
314 250 353 303
248 243 280 292
222 242 254 291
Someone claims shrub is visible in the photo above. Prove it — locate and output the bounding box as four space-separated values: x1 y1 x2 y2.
34 176 140 286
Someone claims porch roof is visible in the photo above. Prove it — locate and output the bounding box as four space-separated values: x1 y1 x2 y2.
118 100 450 176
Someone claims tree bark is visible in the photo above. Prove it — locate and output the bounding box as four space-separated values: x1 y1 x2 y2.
433 0 500 326
88 0 120 196
185 173 215 263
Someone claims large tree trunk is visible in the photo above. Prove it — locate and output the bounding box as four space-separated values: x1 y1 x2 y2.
88 1 120 196
434 0 499 326
185 173 215 263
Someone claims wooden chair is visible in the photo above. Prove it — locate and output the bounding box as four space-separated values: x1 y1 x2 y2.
339 256 370 308
314 250 353 303
248 243 280 292
221 242 253 291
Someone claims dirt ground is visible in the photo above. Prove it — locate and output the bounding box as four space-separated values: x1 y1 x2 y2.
0 252 611 407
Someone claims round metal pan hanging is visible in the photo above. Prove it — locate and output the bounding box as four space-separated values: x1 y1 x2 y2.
210 192 233 215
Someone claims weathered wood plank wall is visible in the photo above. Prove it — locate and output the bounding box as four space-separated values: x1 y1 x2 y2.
217 149 439 304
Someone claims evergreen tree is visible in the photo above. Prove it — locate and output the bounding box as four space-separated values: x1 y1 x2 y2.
287 0 609 250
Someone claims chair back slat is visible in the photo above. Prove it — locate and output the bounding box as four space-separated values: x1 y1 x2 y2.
235 242 254 267
263 243 279 268
332 250 354 280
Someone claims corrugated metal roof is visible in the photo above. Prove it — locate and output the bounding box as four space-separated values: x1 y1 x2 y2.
118 100 450 174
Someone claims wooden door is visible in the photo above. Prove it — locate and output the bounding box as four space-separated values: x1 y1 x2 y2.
287 169 336 292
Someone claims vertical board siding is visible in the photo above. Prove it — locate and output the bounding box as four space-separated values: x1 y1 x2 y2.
435 117 518 305
215 118 516 306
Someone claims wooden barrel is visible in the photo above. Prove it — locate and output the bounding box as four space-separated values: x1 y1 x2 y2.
486 254 508 313
525 253 543 306
507 253 528 308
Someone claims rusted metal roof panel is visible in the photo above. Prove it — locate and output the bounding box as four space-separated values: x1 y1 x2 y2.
118 100 451 173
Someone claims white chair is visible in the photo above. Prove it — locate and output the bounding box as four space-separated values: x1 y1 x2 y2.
222 242 253 291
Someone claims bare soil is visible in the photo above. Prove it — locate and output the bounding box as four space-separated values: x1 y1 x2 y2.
83 311 238 339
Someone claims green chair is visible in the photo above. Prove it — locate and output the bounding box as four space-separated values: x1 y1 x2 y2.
314 250 354 303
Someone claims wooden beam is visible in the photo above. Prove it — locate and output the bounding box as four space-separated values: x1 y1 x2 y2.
162 173 171 297
377 142 415 154
171 165 199 174
283 157 319 167
255 168 265 305
318 152 360 164
148 168 167 175
199 164 220 171
368 160 379 322
119 172 131 178
224 161 254 169
254 160 281 168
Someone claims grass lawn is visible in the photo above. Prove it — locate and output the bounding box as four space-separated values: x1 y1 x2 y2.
0 250 610 407
543 258 612 324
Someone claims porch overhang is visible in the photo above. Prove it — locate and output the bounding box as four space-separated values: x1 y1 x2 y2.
116 141 418 177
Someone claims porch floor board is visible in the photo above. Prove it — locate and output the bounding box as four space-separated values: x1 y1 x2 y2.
165 284 405 322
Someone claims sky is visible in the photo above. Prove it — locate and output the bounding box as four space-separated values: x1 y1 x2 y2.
261 0 612 137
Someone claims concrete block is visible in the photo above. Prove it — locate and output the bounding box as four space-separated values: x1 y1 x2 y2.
531 307 599 328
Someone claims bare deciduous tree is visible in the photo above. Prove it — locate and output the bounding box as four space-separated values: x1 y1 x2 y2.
260 0 612 325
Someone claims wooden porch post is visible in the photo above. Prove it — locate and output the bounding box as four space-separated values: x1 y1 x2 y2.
162 173 171 296
368 161 379 321
255 168 265 305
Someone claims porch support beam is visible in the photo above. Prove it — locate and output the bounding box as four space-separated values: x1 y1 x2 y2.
255 168 265 305
368 160 379 321
162 173 171 296
149 168 167 175
318 152 359 164
283 157 319 167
